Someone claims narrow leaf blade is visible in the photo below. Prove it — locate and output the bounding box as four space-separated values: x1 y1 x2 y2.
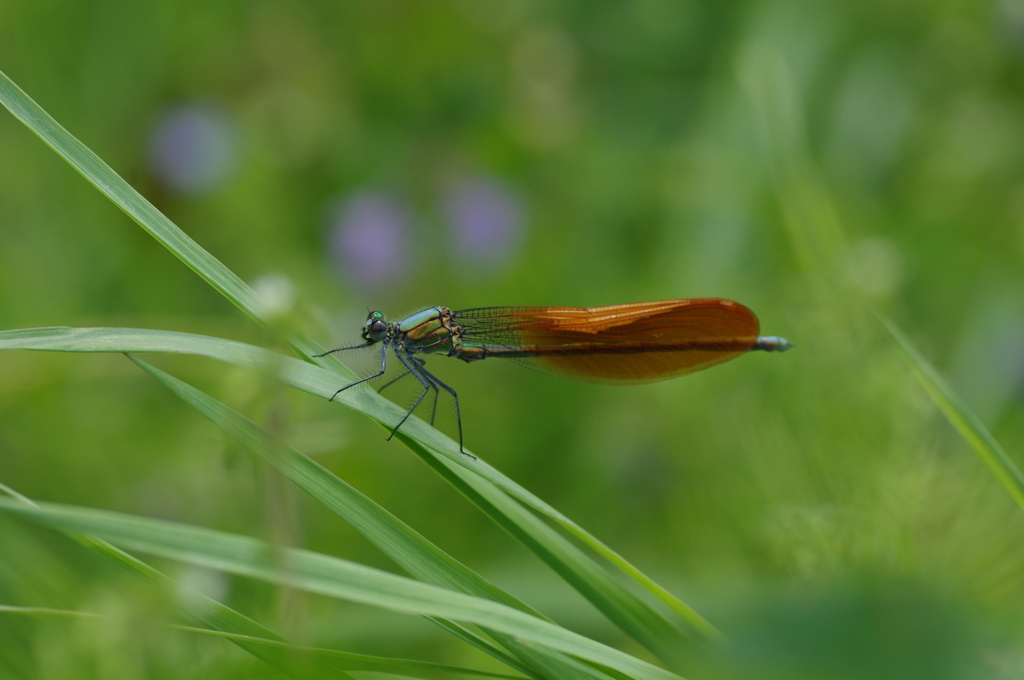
880 315 1024 509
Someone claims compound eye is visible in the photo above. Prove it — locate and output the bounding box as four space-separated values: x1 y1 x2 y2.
363 315 389 342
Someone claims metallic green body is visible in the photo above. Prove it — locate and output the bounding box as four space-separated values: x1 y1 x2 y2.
395 307 454 355
394 306 488 362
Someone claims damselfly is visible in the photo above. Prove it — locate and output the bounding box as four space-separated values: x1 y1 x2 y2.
316 299 792 455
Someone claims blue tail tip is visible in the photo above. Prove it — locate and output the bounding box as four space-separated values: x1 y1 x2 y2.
755 336 793 352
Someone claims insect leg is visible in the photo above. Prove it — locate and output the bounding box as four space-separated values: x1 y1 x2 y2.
376 358 438 418
313 340 375 357
388 350 433 440
327 341 388 402
374 355 435 397
409 357 441 426
377 368 414 394
406 358 468 458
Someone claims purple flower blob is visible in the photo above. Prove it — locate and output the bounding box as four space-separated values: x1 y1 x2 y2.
443 177 525 266
328 191 409 289
148 103 236 197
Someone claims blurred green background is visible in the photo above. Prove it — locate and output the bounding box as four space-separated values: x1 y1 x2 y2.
3 0 1024 677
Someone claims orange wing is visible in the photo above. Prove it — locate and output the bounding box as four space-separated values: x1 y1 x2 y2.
453 299 760 384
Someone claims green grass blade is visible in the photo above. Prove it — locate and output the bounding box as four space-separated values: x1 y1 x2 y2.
0 606 522 679
425 618 541 679
0 483 352 679
0 606 525 679
879 315 1024 509
171 627 525 679
426 617 627 680
0 498 681 680
127 355 613 680
0 326 713 652
555 530 719 642
0 605 103 620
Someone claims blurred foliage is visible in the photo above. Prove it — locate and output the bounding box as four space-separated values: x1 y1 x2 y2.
4 0 1024 677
